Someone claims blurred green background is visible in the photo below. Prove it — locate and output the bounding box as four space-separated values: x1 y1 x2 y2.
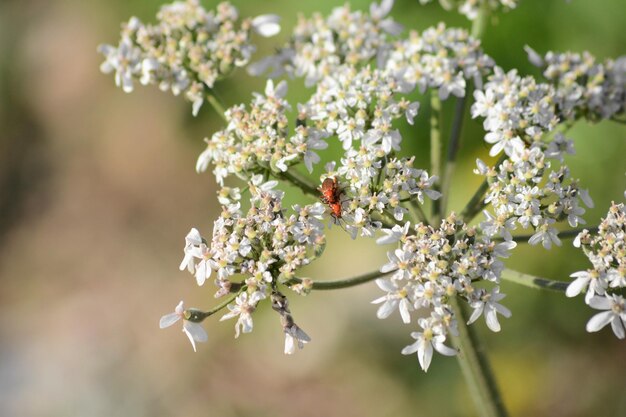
1 0 625 416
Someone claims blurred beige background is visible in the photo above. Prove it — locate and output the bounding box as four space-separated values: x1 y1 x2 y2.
1 0 625 416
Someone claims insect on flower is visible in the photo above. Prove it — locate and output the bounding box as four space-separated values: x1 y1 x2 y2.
319 177 343 221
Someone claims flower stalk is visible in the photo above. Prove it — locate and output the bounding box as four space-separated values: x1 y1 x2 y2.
286 269 393 290
440 94 467 214
500 269 569 292
449 297 508 417
445 4 508 416
430 91 443 222
206 89 228 123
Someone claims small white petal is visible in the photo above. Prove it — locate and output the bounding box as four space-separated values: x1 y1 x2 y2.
485 307 502 332
566 276 589 298
610 318 625 339
586 311 614 333
419 341 433 372
588 295 611 310
467 305 484 325
377 300 397 319
159 312 181 329
251 14 281 37
284 334 295 354
399 299 412 324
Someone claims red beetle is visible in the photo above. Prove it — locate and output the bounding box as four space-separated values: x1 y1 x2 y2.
319 177 343 220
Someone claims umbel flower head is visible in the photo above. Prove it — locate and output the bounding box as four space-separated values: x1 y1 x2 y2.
568 201 626 339
98 0 280 115
100 0 626 385
375 214 516 371
417 0 519 20
249 0 402 86
196 80 329 183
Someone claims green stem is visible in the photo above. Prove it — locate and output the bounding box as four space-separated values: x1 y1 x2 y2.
278 169 320 198
186 293 239 322
373 210 400 229
430 91 443 223
460 154 507 223
496 227 598 243
449 297 508 417
500 269 569 292
410 199 431 226
440 95 467 215
286 269 392 290
451 4 510 417
471 0 490 39
206 89 228 123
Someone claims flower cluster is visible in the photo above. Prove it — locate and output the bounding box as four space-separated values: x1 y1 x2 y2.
471 66 595 248
196 80 328 184
249 0 402 86
302 65 419 152
182 177 326 292
374 214 515 370
475 149 593 248
418 0 519 20
171 177 322 349
98 0 279 115
567 201 626 339
325 156 440 239
526 47 626 121
97 0 626 369
385 23 495 99
472 67 560 158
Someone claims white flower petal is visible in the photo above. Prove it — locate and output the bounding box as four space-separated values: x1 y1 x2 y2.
251 14 281 37
610 317 625 339
586 311 614 333
377 300 397 319
485 306 502 332
566 276 589 298
159 312 181 329
419 341 433 372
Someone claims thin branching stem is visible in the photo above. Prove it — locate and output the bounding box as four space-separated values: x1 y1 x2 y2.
410 199 431 225
430 91 443 223
448 4 507 417
278 169 320 198
460 154 507 223
186 293 239 322
206 89 228 122
495 227 599 243
440 95 467 214
500 269 569 292
449 297 509 417
286 270 393 290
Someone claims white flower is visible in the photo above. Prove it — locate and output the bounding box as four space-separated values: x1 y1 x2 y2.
585 294 626 339
524 45 544 67
467 287 512 332
179 228 203 272
220 292 265 338
370 0 394 20
405 101 420 125
376 222 410 245
159 301 208 352
98 38 141 93
284 324 311 354
566 269 606 303
264 79 288 99
179 228 212 286
401 319 457 372
372 278 413 323
528 219 561 249
251 14 281 37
